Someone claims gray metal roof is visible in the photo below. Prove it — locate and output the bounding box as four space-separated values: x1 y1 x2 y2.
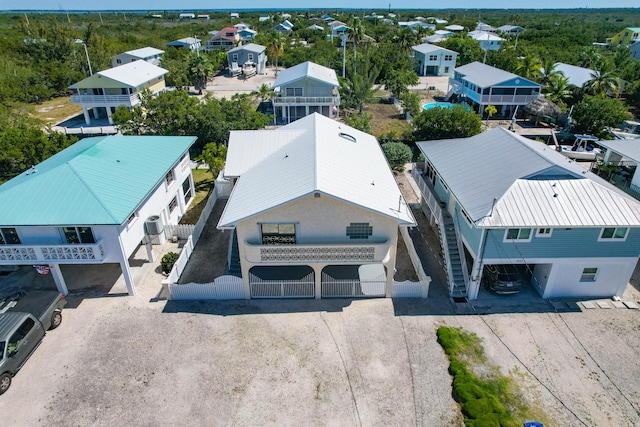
218 114 415 228
227 43 266 54
412 43 456 55
555 62 595 87
124 47 164 59
454 61 539 88
417 127 640 227
598 139 640 163
273 61 339 88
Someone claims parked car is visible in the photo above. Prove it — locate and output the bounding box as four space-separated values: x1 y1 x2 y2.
0 290 66 395
483 264 524 295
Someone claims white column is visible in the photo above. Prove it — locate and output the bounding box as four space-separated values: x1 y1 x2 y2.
92 107 100 119
82 106 91 124
49 264 69 296
117 234 136 296
106 107 114 125
313 265 323 299
144 236 156 263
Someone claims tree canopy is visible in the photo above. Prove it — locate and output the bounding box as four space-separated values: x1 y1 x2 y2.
571 95 631 139
413 106 482 141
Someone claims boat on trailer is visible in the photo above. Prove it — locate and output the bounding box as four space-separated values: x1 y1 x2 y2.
551 131 602 161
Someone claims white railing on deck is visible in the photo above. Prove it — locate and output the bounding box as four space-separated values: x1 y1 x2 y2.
0 242 104 264
70 93 140 106
411 166 442 225
272 96 339 105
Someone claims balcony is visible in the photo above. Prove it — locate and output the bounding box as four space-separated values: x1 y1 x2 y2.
0 242 105 264
243 240 390 264
70 93 140 107
272 96 339 105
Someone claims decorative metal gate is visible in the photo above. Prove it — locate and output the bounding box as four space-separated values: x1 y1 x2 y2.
249 272 314 298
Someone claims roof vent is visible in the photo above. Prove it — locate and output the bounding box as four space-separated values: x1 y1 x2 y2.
339 132 356 143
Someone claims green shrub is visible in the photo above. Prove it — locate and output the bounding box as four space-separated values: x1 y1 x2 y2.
161 252 179 274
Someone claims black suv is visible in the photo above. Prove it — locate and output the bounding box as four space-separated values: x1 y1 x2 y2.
483 265 524 295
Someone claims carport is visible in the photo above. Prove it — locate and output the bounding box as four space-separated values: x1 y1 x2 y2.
249 265 314 298
321 264 386 298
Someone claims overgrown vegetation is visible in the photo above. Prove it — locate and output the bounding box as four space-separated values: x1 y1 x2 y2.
160 252 179 274
437 326 537 426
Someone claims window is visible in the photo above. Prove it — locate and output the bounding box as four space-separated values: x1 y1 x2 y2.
440 178 449 192
62 227 96 244
7 318 35 354
462 210 473 226
168 196 178 213
444 67 449 74
504 228 532 241
232 53 238 62
182 177 193 204
285 87 303 97
0 228 20 245
248 53 254 62
127 213 137 225
444 54 453 61
429 55 437 61
580 267 598 282
165 170 175 187
261 223 296 244
599 227 628 241
346 222 373 239
116 58 122 64
536 228 552 237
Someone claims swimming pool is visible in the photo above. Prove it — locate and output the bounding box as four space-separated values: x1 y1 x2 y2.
422 102 471 111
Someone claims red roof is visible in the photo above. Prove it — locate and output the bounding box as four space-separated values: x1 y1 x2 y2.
210 27 239 41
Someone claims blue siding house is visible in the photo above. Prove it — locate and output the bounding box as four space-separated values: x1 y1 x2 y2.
415 127 640 300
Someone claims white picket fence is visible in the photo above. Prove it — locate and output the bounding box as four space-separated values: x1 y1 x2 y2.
398 226 431 298
392 280 424 298
169 275 244 300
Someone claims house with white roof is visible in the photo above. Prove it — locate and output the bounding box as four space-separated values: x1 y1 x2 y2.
475 22 496 33
272 61 340 124
422 30 452 44
112 47 164 68
70 61 168 125
273 20 294 35
445 24 464 32
0 135 196 296
415 127 640 300
166 37 201 51
412 43 457 77
217 113 416 299
497 25 525 35
468 30 504 50
227 43 268 75
554 62 595 88
449 61 541 118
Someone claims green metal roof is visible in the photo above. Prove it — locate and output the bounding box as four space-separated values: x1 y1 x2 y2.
0 135 196 226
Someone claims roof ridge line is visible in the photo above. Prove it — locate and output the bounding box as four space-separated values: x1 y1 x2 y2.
66 160 121 224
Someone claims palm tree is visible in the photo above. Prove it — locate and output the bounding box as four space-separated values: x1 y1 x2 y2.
251 83 274 112
577 47 602 69
394 27 418 53
538 58 560 86
543 75 572 107
583 60 618 98
515 55 542 81
340 49 381 113
268 30 285 72
188 53 213 95
347 17 365 75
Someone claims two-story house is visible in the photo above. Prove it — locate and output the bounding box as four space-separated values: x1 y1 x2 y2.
217 113 416 299
468 30 504 50
112 47 164 68
0 135 196 296
449 61 541 118
69 61 168 125
166 37 201 51
227 43 268 75
412 43 458 77
414 127 640 301
205 28 240 52
272 61 340 124
608 27 640 47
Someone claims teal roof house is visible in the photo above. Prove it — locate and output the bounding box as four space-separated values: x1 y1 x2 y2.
0 135 196 296
414 127 640 301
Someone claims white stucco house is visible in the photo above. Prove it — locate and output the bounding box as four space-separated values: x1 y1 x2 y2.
112 47 164 68
412 43 458 77
217 113 416 299
468 30 504 51
0 135 196 296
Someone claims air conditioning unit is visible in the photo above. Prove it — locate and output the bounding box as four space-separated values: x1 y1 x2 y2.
145 215 164 235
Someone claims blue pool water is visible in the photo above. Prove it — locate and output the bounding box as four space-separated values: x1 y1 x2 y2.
423 102 471 111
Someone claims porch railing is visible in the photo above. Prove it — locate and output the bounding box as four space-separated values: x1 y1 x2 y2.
0 242 105 264
70 93 140 106
244 241 389 264
272 96 339 105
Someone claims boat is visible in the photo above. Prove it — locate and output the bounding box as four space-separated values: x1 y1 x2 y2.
610 120 640 140
551 131 602 161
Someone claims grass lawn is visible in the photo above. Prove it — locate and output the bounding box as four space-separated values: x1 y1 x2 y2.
179 168 215 224
363 98 414 139
30 97 82 125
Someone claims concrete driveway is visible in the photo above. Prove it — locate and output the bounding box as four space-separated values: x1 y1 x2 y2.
2 250 640 426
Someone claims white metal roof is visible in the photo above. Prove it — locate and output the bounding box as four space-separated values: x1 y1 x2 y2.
445 24 464 31
417 127 640 227
273 61 339 88
70 61 168 89
468 30 504 41
478 178 640 228
412 43 456 55
124 47 164 59
598 139 640 163
218 114 416 228
454 61 538 88
555 62 595 87
227 43 266 54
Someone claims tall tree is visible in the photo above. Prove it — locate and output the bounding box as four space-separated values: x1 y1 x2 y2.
538 58 561 86
347 17 366 75
583 60 619 99
543 75 572 107
268 30 286 72
413 105 482 141
571 95 631 138
339 49 381 113
188 53 214 94
515 55 542 81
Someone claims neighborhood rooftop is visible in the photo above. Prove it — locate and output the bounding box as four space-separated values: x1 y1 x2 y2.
0 135 195 226
70 60 168 89
273 61 339 88
218 113 416 228
227 43 266 54
412 43 457 54
123 46 164 58
417 127 640 227
454 61 537 88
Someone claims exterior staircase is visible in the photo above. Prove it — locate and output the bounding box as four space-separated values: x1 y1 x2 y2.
226 230 242 277
441 212 468 299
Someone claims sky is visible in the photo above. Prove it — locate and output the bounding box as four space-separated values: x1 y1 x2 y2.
1 1 639 11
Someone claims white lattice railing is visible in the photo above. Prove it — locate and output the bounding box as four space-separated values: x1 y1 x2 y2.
243 241 389 264
0 242 104 264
